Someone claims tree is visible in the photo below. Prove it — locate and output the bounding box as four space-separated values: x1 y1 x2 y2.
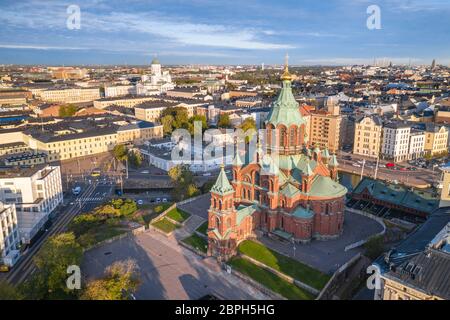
81 260 140 300
128 150 143 168
58 104 78 118
161 114 175 135
240 117 257 133
112 144 128 162
364 235 385 260
217 114 231 128
168 165 197 201
240 118 257 143
22 233 83 299
189 115 208 132
0 281 23 300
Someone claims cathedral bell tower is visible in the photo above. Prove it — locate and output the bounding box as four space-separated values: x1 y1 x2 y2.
207 165 238 261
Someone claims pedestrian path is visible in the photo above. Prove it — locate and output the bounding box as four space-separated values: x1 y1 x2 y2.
174 214 205 239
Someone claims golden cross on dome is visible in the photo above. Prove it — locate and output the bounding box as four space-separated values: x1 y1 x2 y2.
281 53 292 81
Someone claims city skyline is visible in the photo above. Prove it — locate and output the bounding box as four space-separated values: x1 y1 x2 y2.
0 0 449 65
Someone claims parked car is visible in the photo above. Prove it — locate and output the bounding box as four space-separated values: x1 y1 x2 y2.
386 163 395 168
137 200 144 205
156 198 161 203
162 198 168 203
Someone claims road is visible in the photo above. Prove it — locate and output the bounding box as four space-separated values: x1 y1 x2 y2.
336 151 441 188
4 181 113 285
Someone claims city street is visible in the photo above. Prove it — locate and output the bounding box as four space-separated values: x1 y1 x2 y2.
337 151 441 188
3 181 113 285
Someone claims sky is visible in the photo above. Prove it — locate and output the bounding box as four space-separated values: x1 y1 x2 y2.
0 0 449 66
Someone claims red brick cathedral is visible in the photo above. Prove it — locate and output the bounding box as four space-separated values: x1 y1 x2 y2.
207 60 348 261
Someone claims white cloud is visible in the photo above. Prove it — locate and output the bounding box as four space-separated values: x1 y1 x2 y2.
0 44 84 50
0 2 294 51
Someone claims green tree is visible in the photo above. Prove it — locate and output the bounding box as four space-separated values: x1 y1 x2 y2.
240 118 257 143
161 114 175 135
189 115 208 132
128 150 143 168
112 144 128 162
168 165 197 201
81 260 140 300
217 114 231 128
58 104 78 118
364 235 385 260
22 233 83 299
0 281 23 300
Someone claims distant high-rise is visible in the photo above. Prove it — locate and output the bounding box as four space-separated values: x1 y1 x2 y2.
431 59 437 70
261 62 265 71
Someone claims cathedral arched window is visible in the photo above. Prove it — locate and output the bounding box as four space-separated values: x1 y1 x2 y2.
290 127 297 147
279 126 287 148
215 216 220 228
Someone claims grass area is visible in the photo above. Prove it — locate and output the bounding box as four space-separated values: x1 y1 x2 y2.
229 257 315 300
196 221 208 235
166 207 190 223
154 203 173 214
151 218 180 234
68 198 138 248
238 240 330 290
182 234 208 253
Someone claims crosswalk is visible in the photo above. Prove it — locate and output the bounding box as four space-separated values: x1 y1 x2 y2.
80 197 105 202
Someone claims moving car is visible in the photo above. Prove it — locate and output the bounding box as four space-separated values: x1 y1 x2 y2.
72 186 81 196
91 169 101 177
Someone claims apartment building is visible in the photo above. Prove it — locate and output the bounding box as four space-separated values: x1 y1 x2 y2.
0 142 29 156
408 130 426 160
309 101 342 153
37 87 100 103
0 202 20 267
134 102 179 122
117 121 164 144
424 124 449 157
353 115 383 158
381 122 411 163
0 165 63 243
24 128 118 162
93 96 159 109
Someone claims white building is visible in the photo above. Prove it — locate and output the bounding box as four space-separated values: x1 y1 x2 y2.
381 122 411 163
0 202 20 267
0 165 63 244
138 58 175 94
408 130 425 160
104 85 137 98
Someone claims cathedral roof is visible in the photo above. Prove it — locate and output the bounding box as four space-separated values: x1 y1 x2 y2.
211 165 234 195
266 59 306 128
329 154 339 167
309 175 347 198
151 58 160 65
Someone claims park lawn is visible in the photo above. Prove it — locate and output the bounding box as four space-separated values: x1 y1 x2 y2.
182 234 208 253
76 224 127 248
153 203 173 214
238 240 330 290
196 221 208 235
228 257 315 300
151 218 180 234
166 207 190 223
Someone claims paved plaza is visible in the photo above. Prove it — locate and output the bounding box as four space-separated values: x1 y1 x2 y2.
82 230 270 300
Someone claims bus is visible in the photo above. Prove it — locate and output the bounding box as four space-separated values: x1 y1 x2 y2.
91 169 101 177
72 186 81 196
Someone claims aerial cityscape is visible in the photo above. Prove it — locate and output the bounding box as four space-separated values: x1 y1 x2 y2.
0 0 449 308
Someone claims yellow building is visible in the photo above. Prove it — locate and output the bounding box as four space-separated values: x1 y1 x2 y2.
134 102 195 122
93 96 159 109
37 87 100 104
424 124 448 156
0 142 30 156
353 115 383 158
22 121 163 162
